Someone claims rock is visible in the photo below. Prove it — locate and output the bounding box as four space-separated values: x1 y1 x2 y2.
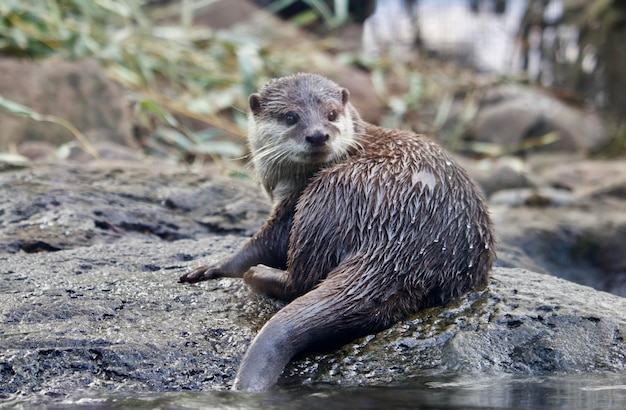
488 156 626 297
0 237 263 400
17 141 58 161
64 141 145 163
493 243 549 274
458 156 536 197
468 85 609 154
472 97 541 148
291 267 626 387
184 0 261 30
490 187 575 207
0 58 134 151
492 202 626 297
0 162 624 406
0 237 624 402
539 159 626 200
0 162 268 254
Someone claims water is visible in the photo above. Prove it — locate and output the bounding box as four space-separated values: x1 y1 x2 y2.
363 0 575 79
363 0 530 72
3 372 625 409
363 0 612 110
416 0 529 73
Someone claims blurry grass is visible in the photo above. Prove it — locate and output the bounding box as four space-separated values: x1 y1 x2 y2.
0 0 495 162
0 94 100 158
0 0 317 161
1 0 571 162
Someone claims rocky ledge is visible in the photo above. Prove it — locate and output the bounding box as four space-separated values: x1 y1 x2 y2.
0 162 625 405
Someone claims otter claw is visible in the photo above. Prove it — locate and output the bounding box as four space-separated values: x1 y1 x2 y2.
179 266 221 283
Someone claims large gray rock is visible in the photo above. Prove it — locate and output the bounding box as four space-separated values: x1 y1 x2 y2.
0 238 624 403
0 162 268 254
489 158 626 297
0 161 624 406
492 203 626 297
293 266 625 385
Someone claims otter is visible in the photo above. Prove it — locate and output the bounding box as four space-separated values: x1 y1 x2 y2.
179 73 495 392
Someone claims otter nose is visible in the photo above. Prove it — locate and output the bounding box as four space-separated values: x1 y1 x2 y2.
305 131 330 147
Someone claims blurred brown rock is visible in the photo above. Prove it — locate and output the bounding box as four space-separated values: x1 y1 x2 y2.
0 58 134 151
468 85 609 154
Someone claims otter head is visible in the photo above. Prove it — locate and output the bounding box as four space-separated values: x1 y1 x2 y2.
248 73 362 202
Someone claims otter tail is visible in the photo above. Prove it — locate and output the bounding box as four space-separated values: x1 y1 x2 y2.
232 269 402 392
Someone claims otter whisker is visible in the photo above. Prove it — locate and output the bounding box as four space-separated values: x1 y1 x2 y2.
252 144 289 166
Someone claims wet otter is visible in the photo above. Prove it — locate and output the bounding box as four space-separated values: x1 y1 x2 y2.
179 73 495 392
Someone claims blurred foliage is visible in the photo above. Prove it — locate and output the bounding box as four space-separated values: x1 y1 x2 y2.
0 0 316 161
0 0 503 162
0 94 100 157
260 0 349 29
4 0 612 161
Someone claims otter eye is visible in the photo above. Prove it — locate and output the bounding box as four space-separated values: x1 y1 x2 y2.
284 112 299 126
328 110 338 122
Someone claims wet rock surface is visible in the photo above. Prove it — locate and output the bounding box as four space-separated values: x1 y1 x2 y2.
0 161 625 406
486 157 626 297
0 237 280 398
288 267 625 387
0 162 268 254
1 239 624 403
492 201 626 297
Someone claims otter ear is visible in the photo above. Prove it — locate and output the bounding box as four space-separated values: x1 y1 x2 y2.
340 88 350 106
249 93 262 114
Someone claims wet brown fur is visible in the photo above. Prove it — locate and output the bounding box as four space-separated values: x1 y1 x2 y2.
179 73 495 392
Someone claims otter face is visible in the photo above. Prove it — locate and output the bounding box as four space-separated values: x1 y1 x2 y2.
248 74 357 167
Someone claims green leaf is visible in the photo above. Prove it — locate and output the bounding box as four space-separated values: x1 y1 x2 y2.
0 94 40 119
290 10 319 27
193 141 245 158
194 128 223 142
138 99 180 128
0 152 29 163
106 63 143 87
154 126 193 151
434 93 453 129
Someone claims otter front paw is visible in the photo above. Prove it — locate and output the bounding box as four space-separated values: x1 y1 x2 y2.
179 266 224 283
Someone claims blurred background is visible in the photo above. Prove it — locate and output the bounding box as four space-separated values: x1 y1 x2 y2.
1 0 624 164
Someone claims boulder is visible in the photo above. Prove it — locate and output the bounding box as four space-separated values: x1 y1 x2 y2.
292 266 626 386
490 157 626 297
492 202 626 298
467 85 609 154
458 156 536 197
0 238 624 402
539 159 626 200
0 161 624 406
0 58 134 151
0 162 268 255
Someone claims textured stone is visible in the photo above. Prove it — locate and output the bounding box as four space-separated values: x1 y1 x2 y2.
0 161 624 406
